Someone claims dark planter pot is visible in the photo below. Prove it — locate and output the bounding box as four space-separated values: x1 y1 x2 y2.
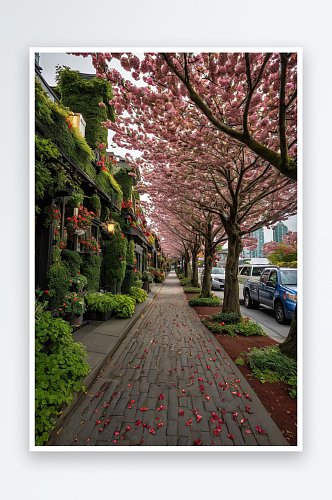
63 313 84 326
116 283 122 294
142 281 150 292
84 309 113 322
85 250 98 255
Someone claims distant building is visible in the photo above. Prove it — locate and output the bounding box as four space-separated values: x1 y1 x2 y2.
273 222 288 243
250 228 264 258
240 247 251 260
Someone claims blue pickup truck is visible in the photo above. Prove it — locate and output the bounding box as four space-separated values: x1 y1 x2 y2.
243 267 297 324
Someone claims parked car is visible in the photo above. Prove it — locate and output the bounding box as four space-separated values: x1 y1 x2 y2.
238 263 279 282
243 267 297 324
211 267 225 290
200 267 225 290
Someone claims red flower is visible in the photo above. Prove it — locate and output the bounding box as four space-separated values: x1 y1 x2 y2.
45 290 49 294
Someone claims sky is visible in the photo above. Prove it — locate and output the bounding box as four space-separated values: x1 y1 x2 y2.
38 51 297 243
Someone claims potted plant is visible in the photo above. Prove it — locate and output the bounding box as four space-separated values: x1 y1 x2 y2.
142 271 151 292
84 292 114 321
58 292 86 326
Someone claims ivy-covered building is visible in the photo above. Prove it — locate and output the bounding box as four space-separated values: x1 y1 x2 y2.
35 61 165 302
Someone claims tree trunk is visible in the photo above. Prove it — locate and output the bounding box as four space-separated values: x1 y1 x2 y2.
201 228 214 298
191 246 200 288
222 228 243 316
184 249 190 277
279 306 297 360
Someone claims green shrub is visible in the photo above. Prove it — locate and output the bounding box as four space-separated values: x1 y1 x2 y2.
85 292 114 313
133 279 143 289
61 249 82 275
235 358 244 365
46 264 71 309
81 254 102 291
183 286 201 293
231 321 266 337
180 277 191 286
201 319 238 337
122 268 135 294
69 273 88 293
102 224 127 289
129 287 148 303
247 345 297 397
35 308 90 445
188 296 222 307
108 294 136 318
202 318 266 337
211 312 242 324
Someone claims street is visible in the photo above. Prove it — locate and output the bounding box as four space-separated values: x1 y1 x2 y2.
213 284 290 339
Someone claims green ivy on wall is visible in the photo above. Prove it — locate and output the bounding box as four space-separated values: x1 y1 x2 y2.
35 80 94 171
90 194 101 211
113 168 133 201
55 67 116 150
96 171 123 208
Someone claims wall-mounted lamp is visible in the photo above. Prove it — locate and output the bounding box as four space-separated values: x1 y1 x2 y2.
107 219 115 234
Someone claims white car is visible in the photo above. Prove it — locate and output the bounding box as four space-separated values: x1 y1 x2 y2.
211 267 225 290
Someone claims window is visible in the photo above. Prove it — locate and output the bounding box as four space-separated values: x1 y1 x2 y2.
261 270 270 284
269 270 277 284
252 267 263 276
239 267 250 276
212 268 225 275
279 270 297 286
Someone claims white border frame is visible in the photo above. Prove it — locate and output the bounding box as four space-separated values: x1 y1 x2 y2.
30 47 302 452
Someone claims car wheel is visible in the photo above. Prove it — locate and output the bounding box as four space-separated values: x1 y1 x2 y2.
275 301 286 324
244 290 252 309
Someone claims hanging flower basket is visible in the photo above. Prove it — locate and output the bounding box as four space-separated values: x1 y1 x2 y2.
81 237 101 254
66 206 95 233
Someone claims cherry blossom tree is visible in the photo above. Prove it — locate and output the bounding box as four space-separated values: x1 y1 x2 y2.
137 141 296 315
71 51 298 355
145 195 226 294
72 51 297 180
262 231 297 267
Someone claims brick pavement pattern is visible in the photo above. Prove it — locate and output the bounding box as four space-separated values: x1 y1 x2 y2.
51 272 288 447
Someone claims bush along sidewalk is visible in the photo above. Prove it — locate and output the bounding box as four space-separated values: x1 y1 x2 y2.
188 295 222 307
246 345 297 398
84 292 137 319
35 290 90 446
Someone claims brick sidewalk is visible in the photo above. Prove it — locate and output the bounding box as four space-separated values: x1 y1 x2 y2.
50 272 288 448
